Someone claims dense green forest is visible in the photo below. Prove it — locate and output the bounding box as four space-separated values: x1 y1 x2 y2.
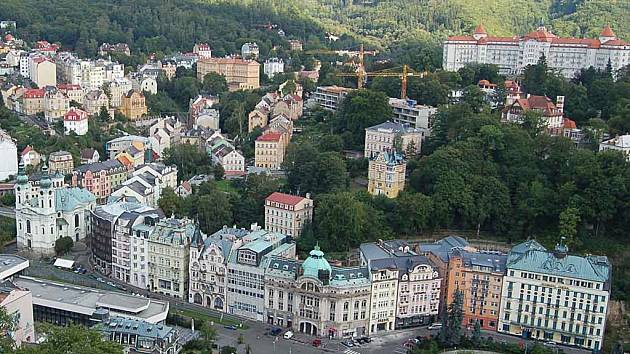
1 0 627 63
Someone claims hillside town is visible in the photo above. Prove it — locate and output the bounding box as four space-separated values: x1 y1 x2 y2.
0 6 628 354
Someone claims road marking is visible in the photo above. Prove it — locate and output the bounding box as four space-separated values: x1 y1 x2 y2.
344 350 361 354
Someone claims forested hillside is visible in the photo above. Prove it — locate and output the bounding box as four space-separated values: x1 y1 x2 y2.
1 0 627 60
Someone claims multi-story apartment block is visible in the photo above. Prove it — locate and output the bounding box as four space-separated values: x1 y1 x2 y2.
29 56 56 88
63 107 88 136
443 25 629 78
366 258 399 334
367 151 406 198
264 57 284 79
498 240 611 352
72 159 131 203
48 150 74 175
15 164 96 256
264 246 372 338
189 227 250 311
599 134 630 161
445 248 507 331
360 240 441 330
264 192 313 238
108 78 132 108
105 135 152 160
255 132 285 170
0 255 34 348
57 84 84 104
502 95 565 130
312 86 354 111
389 98 437 130
19 88 45 116
56 54 124 91
130 74 158 95
197 57 260 91
83 90 110 116
207 134 245 175
364 121 423 158
111 209 160 287
0 129 17 181
147 217 195 299
120 89 147 120
91 201 149 275
226 230 296 320
110 163 177 208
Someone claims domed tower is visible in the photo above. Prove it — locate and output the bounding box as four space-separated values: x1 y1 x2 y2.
301 244 332 284
14 159 30 209
599 25 616 44
472 24 488 40
38 164 55 214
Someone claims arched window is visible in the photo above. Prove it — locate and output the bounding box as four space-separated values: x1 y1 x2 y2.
75 214 80 227
26 220 31 233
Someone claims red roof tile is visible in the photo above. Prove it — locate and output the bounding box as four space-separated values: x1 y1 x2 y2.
474 24 487 34
563 118 576 129
601 25 615 37
266 192 308 206
256 132 282 142
23 88 45 98
21 145 33 156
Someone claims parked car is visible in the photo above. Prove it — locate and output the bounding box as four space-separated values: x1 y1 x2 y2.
283 331 294 339
342 340 354 347
312 339 321 347
544 341 557 347
96 277 105 283
357 336 371 344
224 325 237 330
428 323 443 330
270 327 282 336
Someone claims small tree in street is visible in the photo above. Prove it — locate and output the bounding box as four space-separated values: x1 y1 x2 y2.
55 236 74 255
472 320 482 346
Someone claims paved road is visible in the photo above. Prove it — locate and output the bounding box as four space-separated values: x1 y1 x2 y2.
0 206 15 219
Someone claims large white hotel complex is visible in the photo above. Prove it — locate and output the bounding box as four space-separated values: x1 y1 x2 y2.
443 25 629 77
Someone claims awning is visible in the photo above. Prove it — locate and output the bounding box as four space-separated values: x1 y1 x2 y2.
53 258 74 269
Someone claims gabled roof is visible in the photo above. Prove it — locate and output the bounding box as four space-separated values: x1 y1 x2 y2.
601 25 615 37
266 192 308 206
474 24 487 34
80 148 97 160
256 132 282 142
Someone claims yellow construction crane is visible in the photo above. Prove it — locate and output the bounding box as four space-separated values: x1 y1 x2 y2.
336 64 428 99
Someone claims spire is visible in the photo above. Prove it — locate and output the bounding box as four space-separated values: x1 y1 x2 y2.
16 159 28 185
40 161 52 189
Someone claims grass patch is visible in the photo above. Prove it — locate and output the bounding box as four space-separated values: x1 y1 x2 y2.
215 179 238 194
172 308 248 329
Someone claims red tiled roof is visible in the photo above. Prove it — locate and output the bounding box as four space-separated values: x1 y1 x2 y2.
200 57 257 65
474 24 487 34
447 36 476 41
601 39 628 47
563 118 576 129
524 27 557 42
23 88 45 98
181 180 192 192
266 192 307 206
32 56 52 64
601 25 615 37
21 145 33 156
64 108 87 121
256 132 282 142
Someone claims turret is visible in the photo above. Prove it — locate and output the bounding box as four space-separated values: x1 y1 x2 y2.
38 163 55 213
15 159 30 208
472 24 488 40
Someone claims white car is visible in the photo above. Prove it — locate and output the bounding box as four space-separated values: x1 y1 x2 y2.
283 331 294 339
427 323 443 330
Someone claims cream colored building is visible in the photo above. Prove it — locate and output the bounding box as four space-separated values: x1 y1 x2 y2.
312 86 354 111
197 57 259 91
29 57 56 88
364 121 423 158
498 240 611 352
43 87 69 121
264 246 372 338
83 90 110 116
48 150 74 175
148 217 194 299
264 192 313 238
367 151 406 198
367 262 399 334
248 109 268 133
108 78 132 108
255 132 285 170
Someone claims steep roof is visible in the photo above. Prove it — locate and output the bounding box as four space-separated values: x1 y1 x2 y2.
601 25 615 37
266 192 308 206
474 24 487 34
256 131 282 142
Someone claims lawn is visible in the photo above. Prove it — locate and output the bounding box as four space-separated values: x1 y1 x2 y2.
172 308 249 329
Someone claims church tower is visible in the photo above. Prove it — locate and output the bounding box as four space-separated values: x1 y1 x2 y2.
14 159 30 210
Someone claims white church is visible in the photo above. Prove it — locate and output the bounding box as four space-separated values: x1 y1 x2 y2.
15 161 96 256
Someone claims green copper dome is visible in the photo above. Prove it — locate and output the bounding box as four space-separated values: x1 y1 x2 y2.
39 164 52 189
301 244 332 279
16 160 28 185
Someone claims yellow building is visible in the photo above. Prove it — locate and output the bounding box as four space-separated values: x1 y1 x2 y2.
120 90 147 120
254 132 285 170
367 151 406 198
197 57 259 91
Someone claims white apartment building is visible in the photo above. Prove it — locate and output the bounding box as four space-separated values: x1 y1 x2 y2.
364 121 423 158
498 240 611 352
443 25 629 78
111 209 160 287
0 255 34 347
264 58 284 79
226 230 295 320
389 98 437 130
264 192 313 238
193 43 212 59
241 42 259 59
63 107 89 136
367 264 398 334
56 53 125 91
599 135 630 161
0 129 18 181
312 86 354 111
